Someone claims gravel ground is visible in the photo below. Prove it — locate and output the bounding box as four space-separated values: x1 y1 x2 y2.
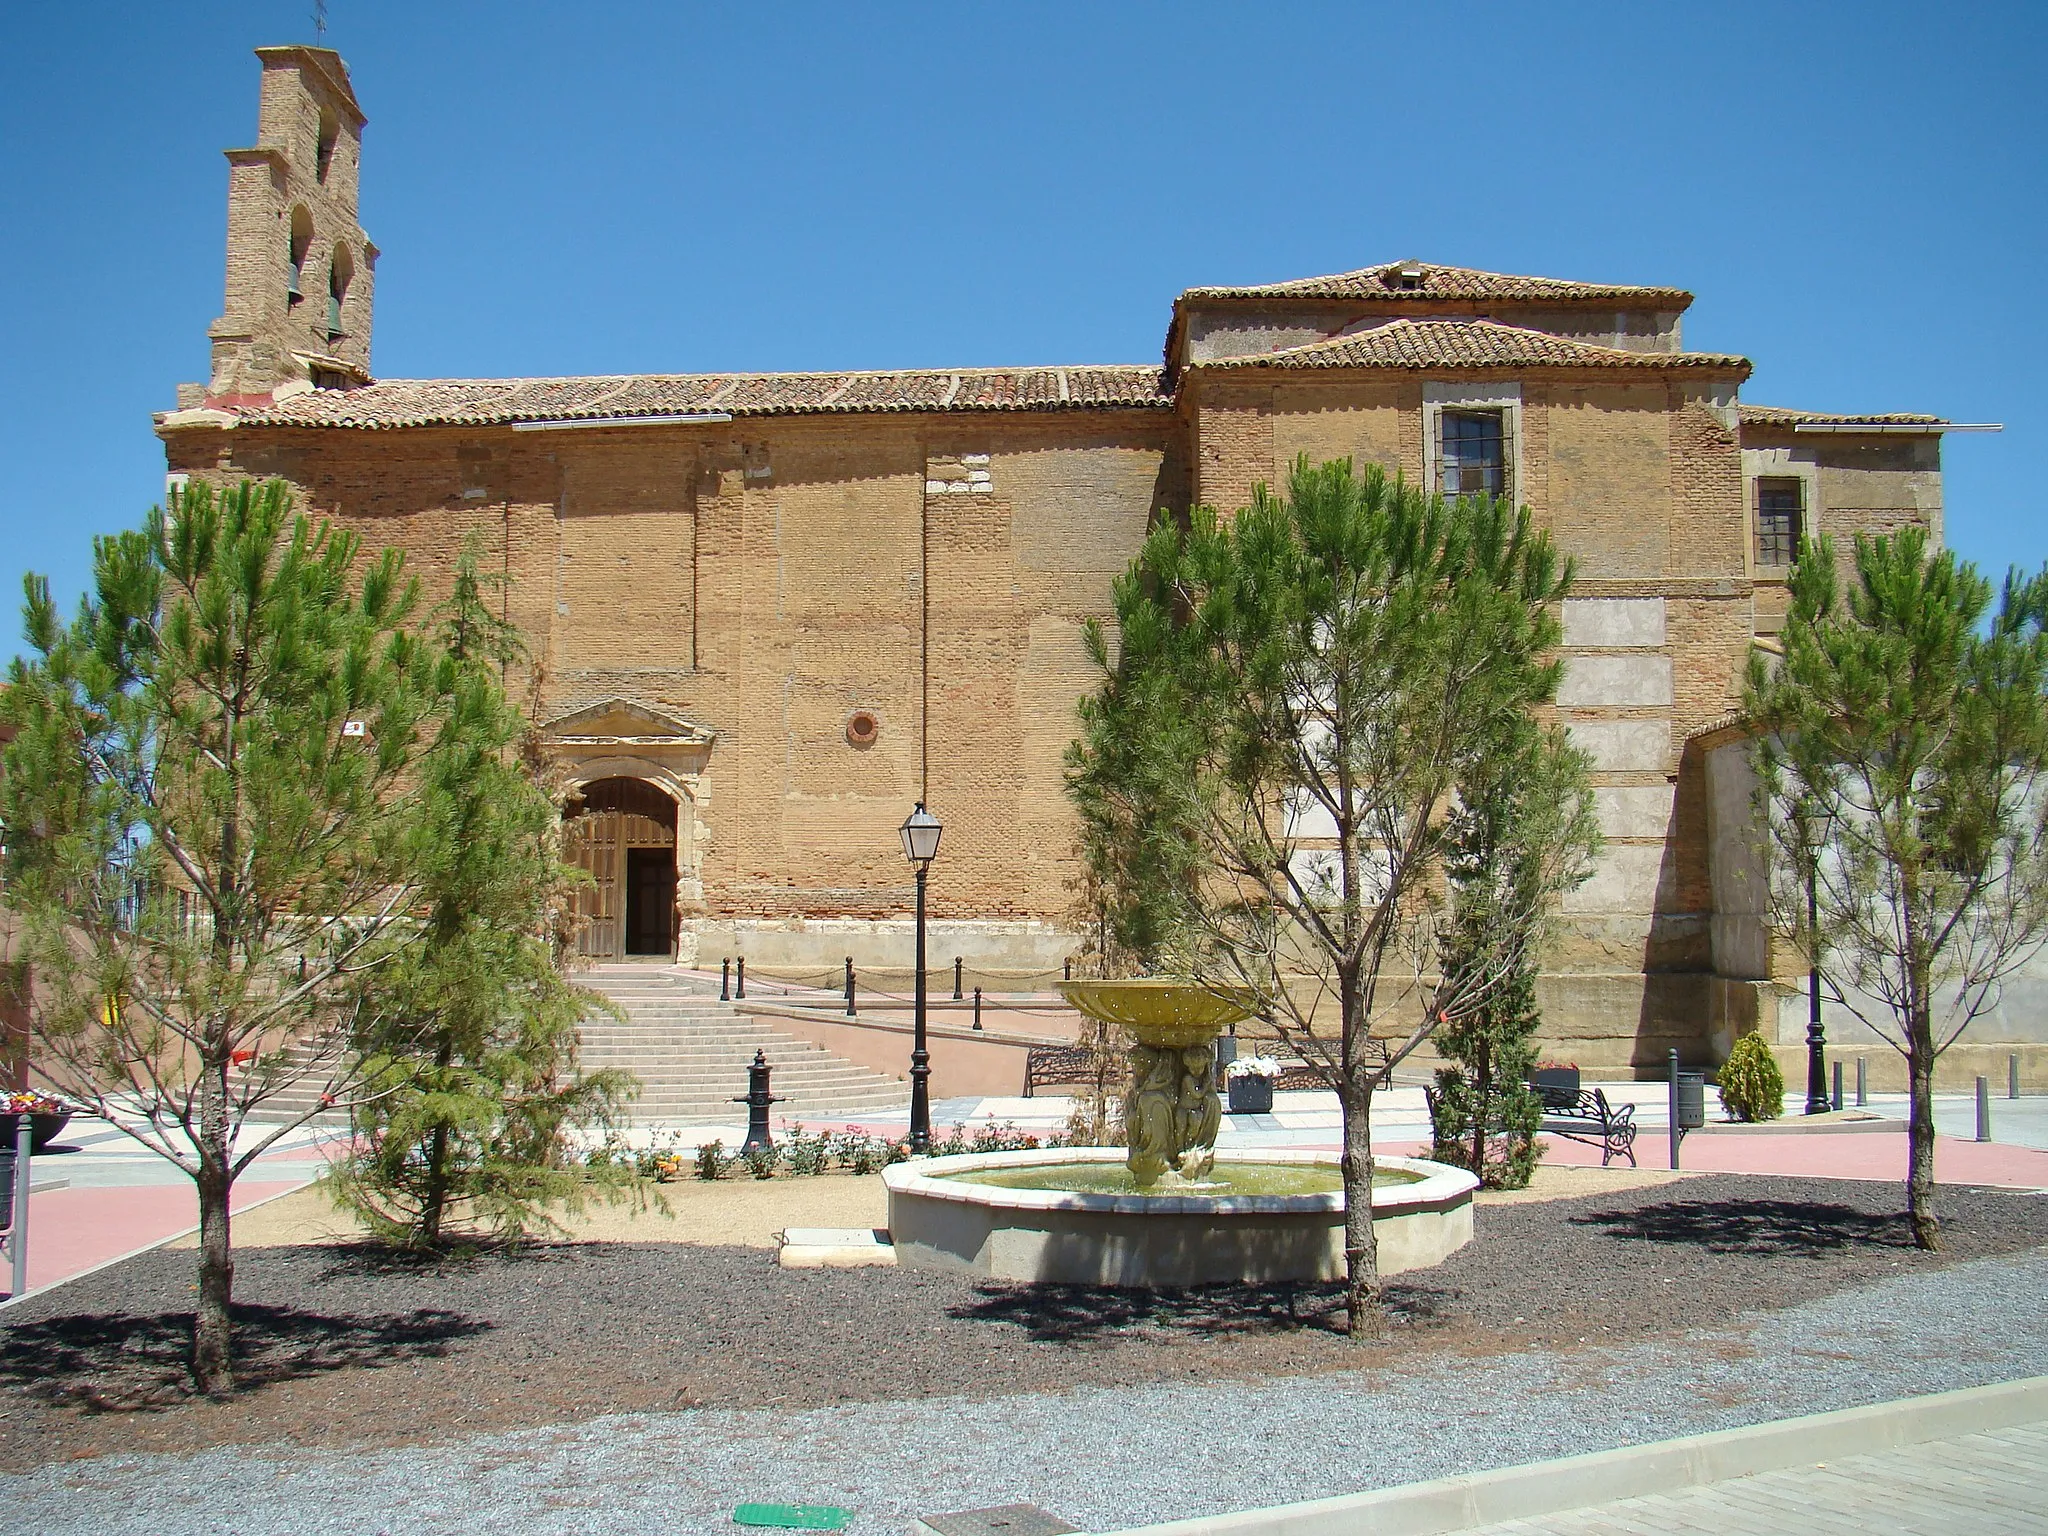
2 1177 2044 1534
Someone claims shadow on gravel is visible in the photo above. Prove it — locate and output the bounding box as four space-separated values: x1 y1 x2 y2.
1570 1198 1912 1256
310 1239 578 1281
951 1281 1353 1340
0 1304 490 1412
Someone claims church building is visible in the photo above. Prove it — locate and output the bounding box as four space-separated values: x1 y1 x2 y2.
156 46 1963 1075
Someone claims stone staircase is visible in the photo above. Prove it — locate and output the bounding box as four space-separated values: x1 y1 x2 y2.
575 962 910 1125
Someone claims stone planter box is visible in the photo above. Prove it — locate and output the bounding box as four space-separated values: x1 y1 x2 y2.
1226 1075 1276 1115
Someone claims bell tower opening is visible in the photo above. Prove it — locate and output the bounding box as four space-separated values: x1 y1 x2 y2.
563 777 678 960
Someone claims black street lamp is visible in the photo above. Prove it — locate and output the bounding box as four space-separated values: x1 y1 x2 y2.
1802 801 1829 1116
899 801 943 1151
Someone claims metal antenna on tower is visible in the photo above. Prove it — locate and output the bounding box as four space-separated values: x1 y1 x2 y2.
313 0 327 43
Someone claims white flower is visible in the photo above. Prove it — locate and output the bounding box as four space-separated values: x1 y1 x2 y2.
1225 1055 1281 1080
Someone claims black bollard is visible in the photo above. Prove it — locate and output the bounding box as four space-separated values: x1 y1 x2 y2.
1063 956 1072 982
721 957 731 1001
736 956 746 999
1831 1060 1844 1111
953 957 963 1002
844 956 854 1006
733 1049 782 1153
972 986 982 1031
847 970 857 1018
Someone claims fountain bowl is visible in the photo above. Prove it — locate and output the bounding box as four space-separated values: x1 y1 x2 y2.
1056 979 1256 1048
884 1148 1478 1288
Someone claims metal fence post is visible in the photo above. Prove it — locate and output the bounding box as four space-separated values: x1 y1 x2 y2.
1977 1076 1992 1143
1669 1048 1681 1171
844 956 854 1007
8 1116 28 1299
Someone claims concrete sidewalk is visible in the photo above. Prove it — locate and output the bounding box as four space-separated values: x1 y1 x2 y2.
1089 1376 2048 1536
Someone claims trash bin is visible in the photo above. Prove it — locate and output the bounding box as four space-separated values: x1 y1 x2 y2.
0 1143 14 1231
1674 1072 1707 1131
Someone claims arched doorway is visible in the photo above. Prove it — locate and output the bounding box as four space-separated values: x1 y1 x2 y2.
563 778 678 959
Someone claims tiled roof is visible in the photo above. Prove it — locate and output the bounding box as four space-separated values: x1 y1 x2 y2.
1180 262 1694 308
227 365 1170 429
1737 405 1945 428
1190 319 1749 375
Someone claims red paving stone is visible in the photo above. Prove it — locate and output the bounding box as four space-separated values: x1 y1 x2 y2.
8 1175 313 1298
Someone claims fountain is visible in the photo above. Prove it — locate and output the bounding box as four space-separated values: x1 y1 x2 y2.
883 979 1478 1286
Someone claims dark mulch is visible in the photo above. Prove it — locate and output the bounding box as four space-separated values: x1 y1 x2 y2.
1 1175 2042 1468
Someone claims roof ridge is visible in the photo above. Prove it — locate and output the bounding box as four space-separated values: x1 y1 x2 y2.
346 362 1162 390
1191 316 1746 371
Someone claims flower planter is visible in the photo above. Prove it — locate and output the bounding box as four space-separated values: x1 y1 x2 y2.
0 1111 72 1153
1227 1076 1276 1115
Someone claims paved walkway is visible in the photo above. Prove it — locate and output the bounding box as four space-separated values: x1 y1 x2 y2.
4 1118 338 1301
1458 1421 2048 1534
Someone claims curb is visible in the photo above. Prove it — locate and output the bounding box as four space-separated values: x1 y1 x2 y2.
1086 1374 2048 1536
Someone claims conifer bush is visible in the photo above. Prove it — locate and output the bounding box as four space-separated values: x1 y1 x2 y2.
1717 1033 1785 1122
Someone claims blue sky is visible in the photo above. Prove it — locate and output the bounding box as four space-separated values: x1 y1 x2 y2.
2 1 2042 655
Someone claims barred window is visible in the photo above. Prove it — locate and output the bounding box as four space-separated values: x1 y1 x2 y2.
1439 408 1511 500
1756 477 1803 567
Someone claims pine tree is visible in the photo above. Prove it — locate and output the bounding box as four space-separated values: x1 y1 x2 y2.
1 480 449 1393
1428 725 1597 1189
327 549 636 1247
1067 456 1599 1335
1744 528 2048 1249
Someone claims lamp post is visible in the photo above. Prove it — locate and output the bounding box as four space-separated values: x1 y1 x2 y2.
899 801 943 1152
1802 801 1829 1116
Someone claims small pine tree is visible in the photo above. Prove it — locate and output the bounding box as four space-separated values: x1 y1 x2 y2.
327 548 636 1247
1426 726 1594 1189
1716 1033 1785 1123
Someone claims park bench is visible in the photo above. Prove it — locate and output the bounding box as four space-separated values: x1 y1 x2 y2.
1531 1081 1637 1167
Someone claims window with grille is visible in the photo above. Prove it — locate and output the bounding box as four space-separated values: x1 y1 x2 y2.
1438 408 1511 500
1756 477 1803 567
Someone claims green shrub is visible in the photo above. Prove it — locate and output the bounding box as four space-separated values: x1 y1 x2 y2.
694 1139 729 1180
1717 1034 1785 1123
741 1143 780 1179
1425 1068 1544 1189
783 1129 830 1176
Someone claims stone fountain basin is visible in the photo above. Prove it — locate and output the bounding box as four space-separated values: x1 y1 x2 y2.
884 1148 1478 1288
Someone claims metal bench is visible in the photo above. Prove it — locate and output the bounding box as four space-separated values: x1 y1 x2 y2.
1023 1046 1105 1098
1532 1082 1637 1167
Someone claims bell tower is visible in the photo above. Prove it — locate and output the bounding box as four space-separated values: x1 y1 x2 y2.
194 46 376 406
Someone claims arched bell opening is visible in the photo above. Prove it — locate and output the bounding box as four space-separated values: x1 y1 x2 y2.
562 777 679 959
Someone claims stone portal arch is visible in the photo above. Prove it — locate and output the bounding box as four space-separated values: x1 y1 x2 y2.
540 701 715 962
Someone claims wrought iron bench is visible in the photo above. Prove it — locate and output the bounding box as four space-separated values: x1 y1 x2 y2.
1023 1046 1104 1098
1532 1083 1637 1167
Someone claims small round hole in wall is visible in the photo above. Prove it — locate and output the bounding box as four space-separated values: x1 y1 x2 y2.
845 709 880 748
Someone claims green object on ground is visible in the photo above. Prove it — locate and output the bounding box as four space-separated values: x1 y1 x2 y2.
734 1504 850 1530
